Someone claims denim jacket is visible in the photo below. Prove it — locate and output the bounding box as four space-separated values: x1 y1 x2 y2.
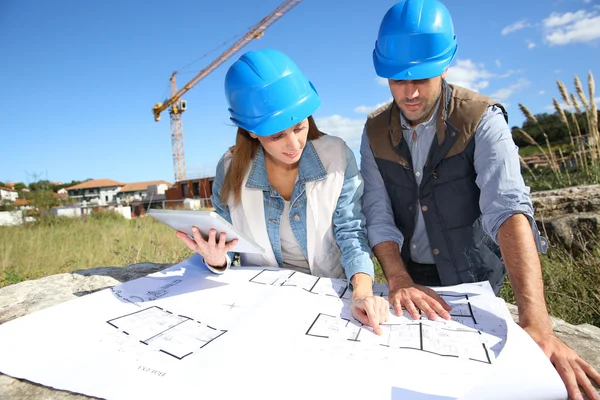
209 134 375 282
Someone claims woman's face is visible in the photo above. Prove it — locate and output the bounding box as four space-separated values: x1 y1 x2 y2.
250 118 309 167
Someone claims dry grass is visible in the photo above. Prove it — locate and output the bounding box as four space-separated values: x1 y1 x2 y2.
0 213 193 287
1 212 598 328
518 71 599 188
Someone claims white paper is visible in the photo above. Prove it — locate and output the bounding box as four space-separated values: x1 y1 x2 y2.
0 254 567 399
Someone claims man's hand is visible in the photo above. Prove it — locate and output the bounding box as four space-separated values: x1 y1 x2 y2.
525 326 600 400
351 294 390 335
388 283 452 321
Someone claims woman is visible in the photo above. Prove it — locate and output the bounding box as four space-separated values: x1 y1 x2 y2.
177 48 389 333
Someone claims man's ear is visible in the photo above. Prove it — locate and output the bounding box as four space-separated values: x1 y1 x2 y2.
248 132 259 139
441 68 448 80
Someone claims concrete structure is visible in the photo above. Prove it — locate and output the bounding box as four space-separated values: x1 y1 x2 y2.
65 179 124 206
117 180 171 202
165 177 215 209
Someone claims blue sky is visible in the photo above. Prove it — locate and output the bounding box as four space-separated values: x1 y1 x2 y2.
1 0 600 185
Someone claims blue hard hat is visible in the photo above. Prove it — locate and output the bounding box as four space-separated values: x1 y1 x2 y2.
373 0 458 80
224 49 321 136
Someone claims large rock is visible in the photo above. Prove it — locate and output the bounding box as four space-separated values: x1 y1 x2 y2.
531 184 600 219
0 262 172 400
531 185 600 251
1 263 599 399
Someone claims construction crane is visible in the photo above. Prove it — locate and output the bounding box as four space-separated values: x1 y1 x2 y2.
152 0 303 182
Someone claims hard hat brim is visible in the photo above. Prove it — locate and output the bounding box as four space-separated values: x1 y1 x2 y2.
230 81 321 137
373 44 458 81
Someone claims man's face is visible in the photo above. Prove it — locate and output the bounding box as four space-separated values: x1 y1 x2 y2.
388 71 446 127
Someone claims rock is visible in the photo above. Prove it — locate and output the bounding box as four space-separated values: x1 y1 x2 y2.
507 304 600 372
531 184 600 219
1 264 599 399
0 262 172 400
537 212 600 252
531 185 600 252
0 263 172 325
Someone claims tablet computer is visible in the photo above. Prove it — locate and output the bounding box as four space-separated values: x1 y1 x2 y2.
147 209 265 254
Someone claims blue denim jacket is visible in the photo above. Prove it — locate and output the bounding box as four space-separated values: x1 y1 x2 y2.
210 138 375 282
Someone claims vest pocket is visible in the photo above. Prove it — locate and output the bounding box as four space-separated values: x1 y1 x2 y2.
433 175 480 230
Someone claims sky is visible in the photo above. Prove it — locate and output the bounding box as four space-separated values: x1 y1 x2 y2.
1 0 600 185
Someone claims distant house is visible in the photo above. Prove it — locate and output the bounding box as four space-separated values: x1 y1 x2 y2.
0 187 18 202
117 180 172 202
65 179 124 205
14 199 30 208
165 177 215 209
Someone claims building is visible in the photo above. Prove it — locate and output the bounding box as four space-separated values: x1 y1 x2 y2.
165 177 215 209
0 187 18 202
117 180 172 203
65 179 124 205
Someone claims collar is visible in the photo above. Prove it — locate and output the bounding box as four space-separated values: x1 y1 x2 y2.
245 139 327 190
389 79 452 148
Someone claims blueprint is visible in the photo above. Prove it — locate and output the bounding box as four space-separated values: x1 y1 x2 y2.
0 254 568 400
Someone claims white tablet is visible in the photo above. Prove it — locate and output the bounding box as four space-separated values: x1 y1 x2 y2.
147 209 265 254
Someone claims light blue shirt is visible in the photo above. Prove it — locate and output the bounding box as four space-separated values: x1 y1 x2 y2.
211 137 375 282
360 103 547 261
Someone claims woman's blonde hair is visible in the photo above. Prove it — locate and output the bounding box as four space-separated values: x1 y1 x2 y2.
220 116 323 206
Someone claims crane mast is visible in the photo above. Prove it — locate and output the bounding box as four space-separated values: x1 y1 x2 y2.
152 0 303 182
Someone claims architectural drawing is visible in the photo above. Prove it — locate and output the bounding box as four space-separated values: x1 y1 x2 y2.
107 306 226 360
312 290 495 364
110 278 183 305
249 269 347 298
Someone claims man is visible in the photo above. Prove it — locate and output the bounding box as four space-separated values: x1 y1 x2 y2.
360 0 600 399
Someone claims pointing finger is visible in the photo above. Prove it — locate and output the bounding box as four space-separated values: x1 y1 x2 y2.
364 299 382 335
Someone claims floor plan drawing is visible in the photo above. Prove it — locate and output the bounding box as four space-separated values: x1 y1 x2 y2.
305 311 491 364
107 306 226 360
249 269 348 298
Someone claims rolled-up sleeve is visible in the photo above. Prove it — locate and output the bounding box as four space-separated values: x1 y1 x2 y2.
332 145 375 282
474 106 547 253
359 126 405 249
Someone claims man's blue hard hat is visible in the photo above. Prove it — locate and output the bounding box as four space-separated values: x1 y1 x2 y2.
224 49 321 136
373 0 458 80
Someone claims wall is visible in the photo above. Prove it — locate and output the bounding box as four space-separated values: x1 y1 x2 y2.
0 211 23 226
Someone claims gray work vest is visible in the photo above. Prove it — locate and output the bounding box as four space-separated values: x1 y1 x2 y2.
365 83 508 294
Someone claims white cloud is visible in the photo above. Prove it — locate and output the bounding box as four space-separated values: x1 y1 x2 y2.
555 69 562 73
490 78 532 101
446 59 492 91
542 9 600 45
583 0 592 3
446 59 521 92
501 19 532 35
495 59 501 68
376 77 388 86
527 41 537 49
354 98 392 114
315 115 366 148
539 90 546 95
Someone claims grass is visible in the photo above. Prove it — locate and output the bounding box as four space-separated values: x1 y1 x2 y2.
0 213 193 288
500 243 600 328
1 211 598 328
519 143 571 158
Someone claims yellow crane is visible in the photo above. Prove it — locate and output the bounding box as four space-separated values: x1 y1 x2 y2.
152 0 303 182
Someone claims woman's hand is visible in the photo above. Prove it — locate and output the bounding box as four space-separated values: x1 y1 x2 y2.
176 226 238 268
350 272 390 334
